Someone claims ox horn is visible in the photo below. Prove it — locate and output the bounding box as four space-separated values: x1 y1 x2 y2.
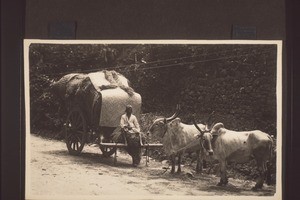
206 111 215 124
204 111 215 131
165 104 181 122
208 120 216 131
192 117 205 137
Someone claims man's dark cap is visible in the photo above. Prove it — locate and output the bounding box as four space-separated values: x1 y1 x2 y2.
125 105 133 111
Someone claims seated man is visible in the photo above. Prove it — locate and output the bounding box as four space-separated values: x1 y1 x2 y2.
120 105 140 134
120 105 143 167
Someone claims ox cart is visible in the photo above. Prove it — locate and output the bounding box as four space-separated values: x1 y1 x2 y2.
52 70 162 166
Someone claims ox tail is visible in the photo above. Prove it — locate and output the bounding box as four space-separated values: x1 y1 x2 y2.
265 135 274 185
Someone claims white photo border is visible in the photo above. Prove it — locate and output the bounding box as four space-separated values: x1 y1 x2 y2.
24 39 283 200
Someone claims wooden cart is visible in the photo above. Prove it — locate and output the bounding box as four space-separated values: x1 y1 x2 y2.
54 71 162 165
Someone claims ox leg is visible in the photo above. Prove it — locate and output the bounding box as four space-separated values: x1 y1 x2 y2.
217 161 228 186
203 159 207 169
252 160 265 191
170 154 175 174
177 154 182 173
252 143 272 191
265 161 272 185
201 148 207 169
196 150 202 174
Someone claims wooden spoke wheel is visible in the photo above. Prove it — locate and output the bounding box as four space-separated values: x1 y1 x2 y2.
100 137 117 157
65 108 87 155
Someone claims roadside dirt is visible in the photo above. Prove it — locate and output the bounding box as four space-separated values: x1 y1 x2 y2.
28 134 276 197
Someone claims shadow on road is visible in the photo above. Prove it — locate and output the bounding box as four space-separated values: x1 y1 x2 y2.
44 149 134 168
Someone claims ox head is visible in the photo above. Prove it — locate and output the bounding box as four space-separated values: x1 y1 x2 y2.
196 122 225 156
147 105 181 137
192 112 217 156
193 119 214 156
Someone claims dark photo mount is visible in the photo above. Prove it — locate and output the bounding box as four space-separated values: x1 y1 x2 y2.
1 0 25 200
286 0 300 200
1 0 298 200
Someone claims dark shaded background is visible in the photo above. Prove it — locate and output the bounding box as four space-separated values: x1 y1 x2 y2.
3 0 299 199
25 0 285 40
29 44 278 138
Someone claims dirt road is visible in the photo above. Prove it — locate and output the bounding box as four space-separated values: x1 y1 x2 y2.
28 134 276 198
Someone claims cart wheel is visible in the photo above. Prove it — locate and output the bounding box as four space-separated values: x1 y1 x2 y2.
100 138 117 157
65 108 87 155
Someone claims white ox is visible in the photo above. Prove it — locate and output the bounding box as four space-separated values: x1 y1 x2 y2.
194 122 273 190
147 108 207 174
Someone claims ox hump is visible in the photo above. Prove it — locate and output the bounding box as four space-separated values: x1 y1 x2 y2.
211 123 225 135
248 130 272 142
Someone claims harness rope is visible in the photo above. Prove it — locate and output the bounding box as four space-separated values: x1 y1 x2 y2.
161 124 168 138
172 131 218 174
150 122 211 171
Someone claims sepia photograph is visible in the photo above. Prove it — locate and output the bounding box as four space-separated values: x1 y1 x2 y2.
24 40 282 200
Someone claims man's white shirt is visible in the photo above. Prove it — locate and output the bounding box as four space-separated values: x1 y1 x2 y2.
120 114 140 132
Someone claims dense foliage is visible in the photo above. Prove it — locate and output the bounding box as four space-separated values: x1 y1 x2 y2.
30 43 277 135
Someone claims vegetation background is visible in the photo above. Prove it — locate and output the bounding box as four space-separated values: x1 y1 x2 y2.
29 43 278 183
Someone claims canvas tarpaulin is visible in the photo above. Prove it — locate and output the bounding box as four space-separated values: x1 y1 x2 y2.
51 73 101 127
52 70 141 128
87 71 141 127
99 88 141 127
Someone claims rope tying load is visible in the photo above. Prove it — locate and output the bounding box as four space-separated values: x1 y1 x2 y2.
102 70 134 96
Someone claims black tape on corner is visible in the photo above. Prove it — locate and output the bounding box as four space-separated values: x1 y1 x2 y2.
232 25 257 39
48 21 77 39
